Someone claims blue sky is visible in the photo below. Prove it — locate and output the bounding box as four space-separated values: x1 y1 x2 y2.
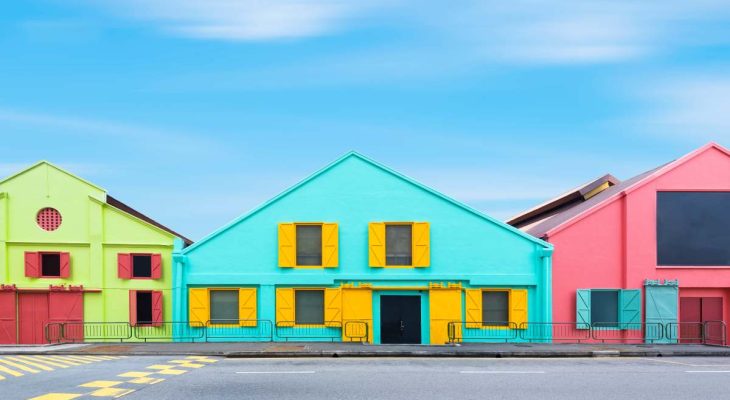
1 1 730 240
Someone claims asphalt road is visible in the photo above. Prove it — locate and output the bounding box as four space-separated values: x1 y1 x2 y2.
5 356 730 399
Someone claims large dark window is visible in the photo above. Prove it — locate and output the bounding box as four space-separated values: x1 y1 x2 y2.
295 290 324 325
482 291 509 326
136 292 153 325
210 290 239 324
657 192 730 266
132 255 152 278
41 253 61 277
296 225 322 266
591 290 619 327
386 225 412 266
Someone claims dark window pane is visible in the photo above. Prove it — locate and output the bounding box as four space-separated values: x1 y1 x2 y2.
132 255 152 278
386 225 412 266
210 290 239 324
296 225 322 266
295 290 324 325
136 292 153 325
591 290 619 327
482 291 509 326
657 192 730 266
41 253 61 277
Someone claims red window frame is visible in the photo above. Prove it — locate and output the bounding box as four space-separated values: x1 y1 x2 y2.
118 253 162 280
24 251 70 279
129 290 163 327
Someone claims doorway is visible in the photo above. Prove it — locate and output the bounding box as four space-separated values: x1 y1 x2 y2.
18 293 49 344
380 295 421 344
680 297 723 344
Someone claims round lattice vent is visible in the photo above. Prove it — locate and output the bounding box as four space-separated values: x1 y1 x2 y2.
37 208 62 231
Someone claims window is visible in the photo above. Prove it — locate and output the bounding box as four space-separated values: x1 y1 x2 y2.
591 290 619 328
136 292 153 325
657 192 730 266
386 224 412 266
41 253 61 277
295 290 324 325
132 255 152 278
210 290 239 324
296 225 322 266
37 207 62 231
482 291 509 326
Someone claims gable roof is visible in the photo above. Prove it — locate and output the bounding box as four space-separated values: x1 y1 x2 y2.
184 151 551 253
0 160 192 246
514 142 730 239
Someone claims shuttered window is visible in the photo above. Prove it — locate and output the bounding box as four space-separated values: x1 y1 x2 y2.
133 255 152 278
295 290 325 325
210 290 239 324
41 253 61 277
130 290 163 327
576 289 641 329
482 291 509 326
296 225 322 266
386 225 412 266
591 290 619 327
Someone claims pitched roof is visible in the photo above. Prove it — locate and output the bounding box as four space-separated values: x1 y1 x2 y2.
184 151 551 253
513 142 730 239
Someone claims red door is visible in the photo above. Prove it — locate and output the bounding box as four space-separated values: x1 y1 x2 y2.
701 297 724 345
18 293 49 344
0 292 17 344
680 297 702 343
49 292 84 342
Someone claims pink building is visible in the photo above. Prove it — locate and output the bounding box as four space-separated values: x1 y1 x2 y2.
510 143 730 344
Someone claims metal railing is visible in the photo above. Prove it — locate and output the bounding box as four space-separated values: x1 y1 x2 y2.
665 322 704 343
518 322 591 343
591 322 664 343
62 322 133 343
704 320 727 346
275 321 343 342
205 320 273 342
135 322 206 342
447 321 519 343
343 320 369 342
44 323 64 343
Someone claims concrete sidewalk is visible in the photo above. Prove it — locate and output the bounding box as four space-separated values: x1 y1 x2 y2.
2 342 730 358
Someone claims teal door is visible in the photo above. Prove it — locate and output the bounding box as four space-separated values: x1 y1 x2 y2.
645 284 678 343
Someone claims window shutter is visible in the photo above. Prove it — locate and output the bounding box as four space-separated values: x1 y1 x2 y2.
509 289 528 329
24 252 40 278
322 223 339 268
129 290 138 326
412 222 430 267
619 289 641 327
278 223 296 267
59 252 71 278
275 288 295 324
188 288 209 327
324 288 342 327
117 253 132 279
576 289 591 329
151 291 163 327
150 254 162 279
465 289 482 328
238 288 257 327
341 288 373 343
368 222 385 267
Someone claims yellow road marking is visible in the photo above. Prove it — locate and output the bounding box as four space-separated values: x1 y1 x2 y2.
17 356 70 368
0 358 39 373
61 356 95 364
0 363 24 377
146 364 175 370
41 356 84 366
128 377 165 384
118 371 153 378
28 394 82 400
75 355 111 362
185 356 217 363
0 373 5 380
155 369 187 375
88 388 135 398
80 380 123 388
5 356 54 371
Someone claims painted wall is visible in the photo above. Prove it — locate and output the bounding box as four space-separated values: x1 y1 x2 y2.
0 162 178 342
548 145 730 333
175 153 552 343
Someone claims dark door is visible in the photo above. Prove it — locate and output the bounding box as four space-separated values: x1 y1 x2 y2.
701 297 724 345
380 295 421 344
679 297 702 344
19 293 49 344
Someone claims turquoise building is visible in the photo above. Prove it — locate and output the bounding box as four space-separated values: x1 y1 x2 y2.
173 152 553 344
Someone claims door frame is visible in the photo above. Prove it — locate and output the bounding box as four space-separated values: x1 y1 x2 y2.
372 290 429 344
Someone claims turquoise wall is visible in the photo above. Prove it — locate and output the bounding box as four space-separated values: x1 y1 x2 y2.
173 153 552 343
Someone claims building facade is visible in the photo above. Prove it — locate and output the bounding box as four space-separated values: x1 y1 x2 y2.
174 152 553 344
0 162 190 344
509 143 730 344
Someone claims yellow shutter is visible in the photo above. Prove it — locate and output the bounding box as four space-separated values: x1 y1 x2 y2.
322 223 339 268
276 288 295 325
465 289 482 329
413 222 430 267
238 288 257 327
342 288 373 343
278 223 296 267
510 289 528 329
368 222 385 267
429 287 462 344
189 288 209 327
324 288 342 327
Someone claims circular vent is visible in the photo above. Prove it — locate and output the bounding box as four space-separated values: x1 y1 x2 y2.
37 208 62 231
